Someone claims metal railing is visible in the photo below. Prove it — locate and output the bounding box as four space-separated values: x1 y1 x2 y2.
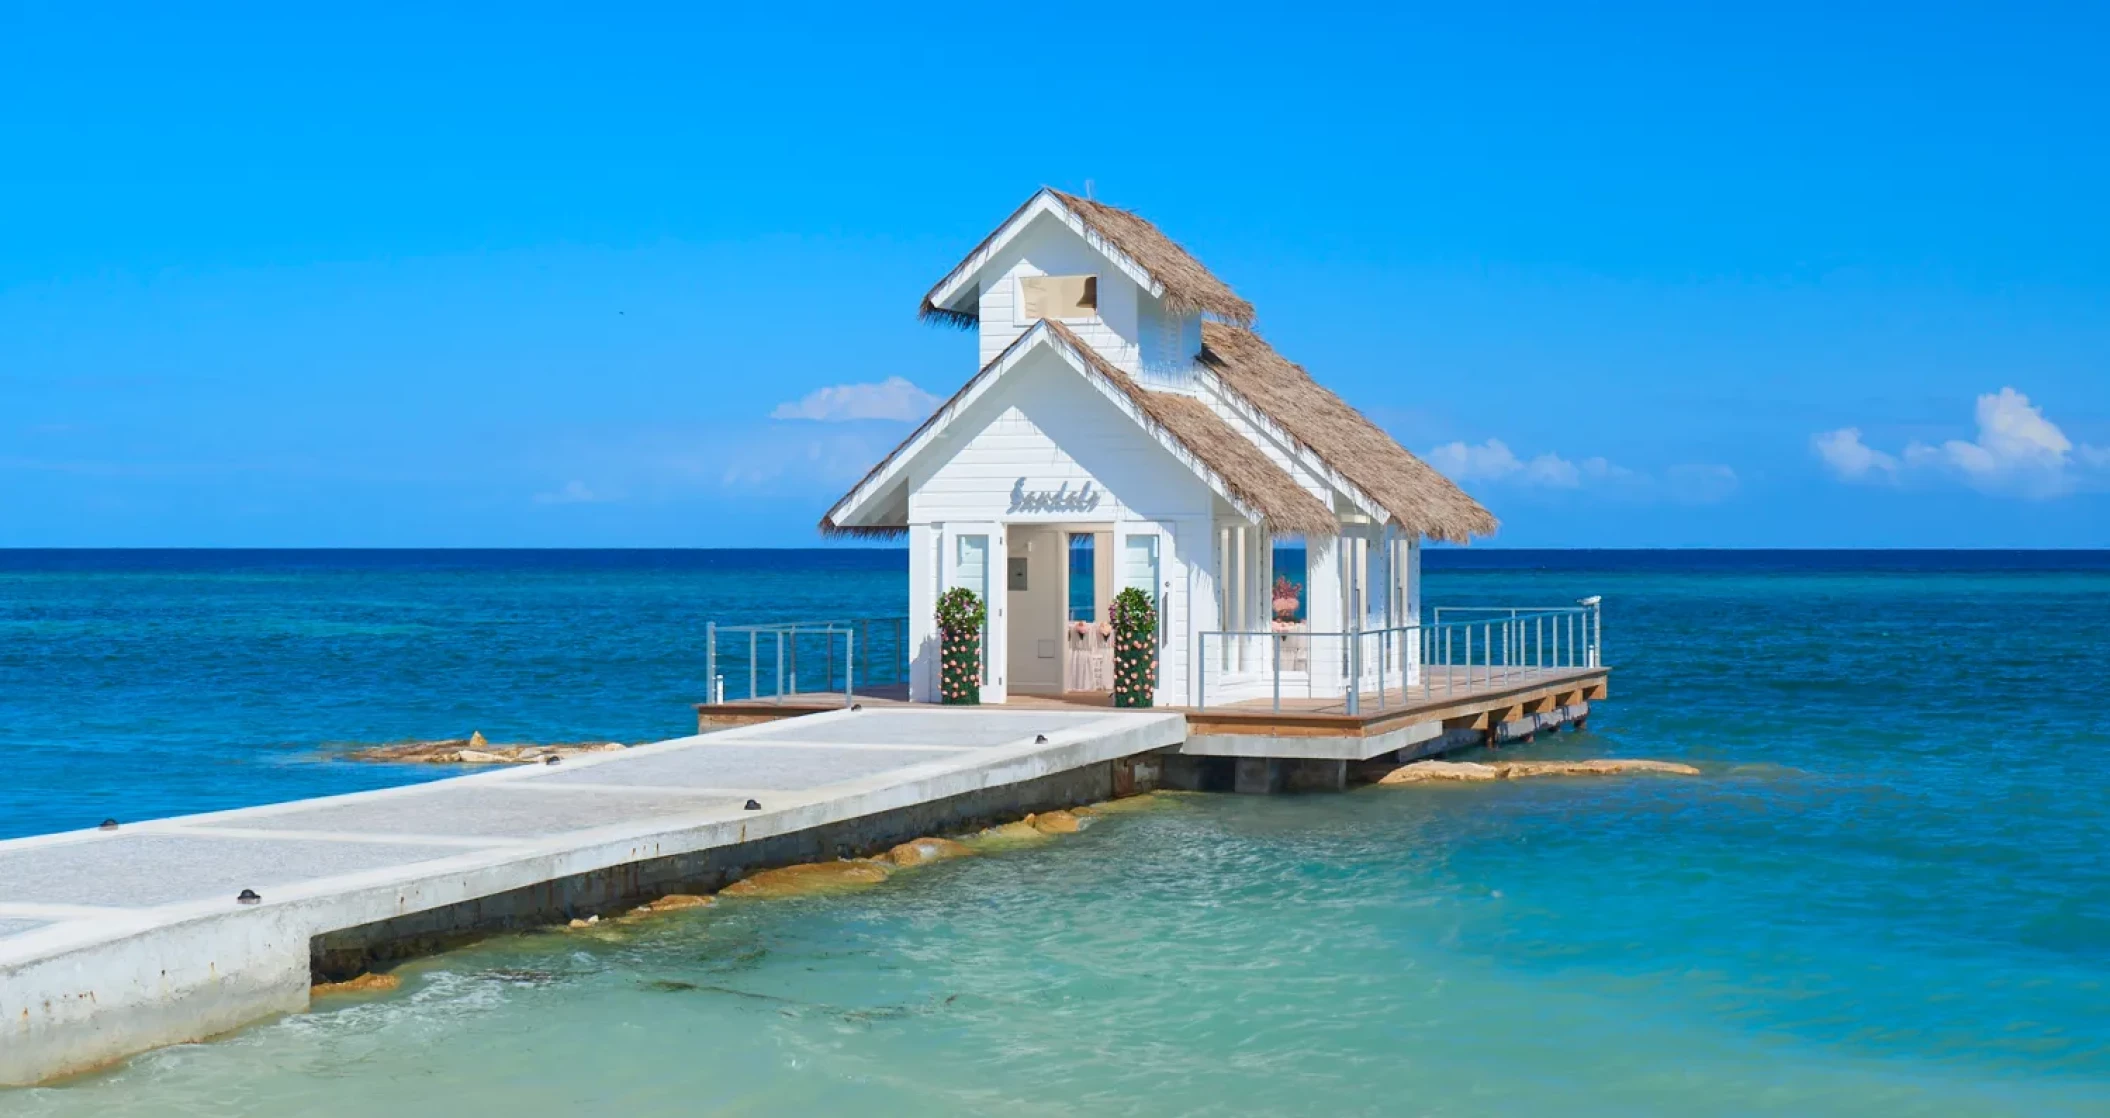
1195 599 1602 713
704 616 910 707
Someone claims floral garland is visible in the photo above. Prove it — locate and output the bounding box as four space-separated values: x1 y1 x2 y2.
935 587 986 705
1108 586 1158 708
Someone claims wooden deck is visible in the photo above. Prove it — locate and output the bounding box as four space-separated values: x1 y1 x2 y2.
696 664 1611 749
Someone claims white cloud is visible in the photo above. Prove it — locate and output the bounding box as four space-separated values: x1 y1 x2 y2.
1666 463 1741 504
1422 438 1731 504
1813 388 2106 499
770 377 941 423
1811 427 1899 482
533 480 607 505
1423 439 1586 488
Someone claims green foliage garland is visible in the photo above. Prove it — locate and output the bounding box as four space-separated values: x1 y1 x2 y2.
935 586 987 705
1109 586 1158 708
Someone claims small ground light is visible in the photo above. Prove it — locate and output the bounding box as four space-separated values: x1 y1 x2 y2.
744 799 762 811
99 819 119 831
236 889 261 905
1035 734 1048 743
544 755 561 765
851 703 863 711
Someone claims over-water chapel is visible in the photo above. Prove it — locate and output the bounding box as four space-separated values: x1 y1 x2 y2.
821 189 1496 705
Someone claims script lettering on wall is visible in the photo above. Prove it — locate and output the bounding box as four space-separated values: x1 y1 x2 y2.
1008 479 1103 515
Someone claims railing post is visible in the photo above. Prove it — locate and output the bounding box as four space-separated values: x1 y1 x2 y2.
1197 633 1207 709
1376 628 1387 710
845 628 855 707
775 630 785 704
1592 601 1602 668
1347 629 1360 716
1272 629 1282 714
706 621 716 707
749 631 758 701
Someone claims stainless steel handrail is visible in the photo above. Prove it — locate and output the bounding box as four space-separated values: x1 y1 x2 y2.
1196 601 1602 712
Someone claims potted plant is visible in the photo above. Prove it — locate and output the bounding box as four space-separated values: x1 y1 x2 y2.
1272 573 1302 623
935 587 986 705
1109 586 1158 708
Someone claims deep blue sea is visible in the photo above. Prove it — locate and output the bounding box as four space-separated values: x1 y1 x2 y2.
5 549 2110 1115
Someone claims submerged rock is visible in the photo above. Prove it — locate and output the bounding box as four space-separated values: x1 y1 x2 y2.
964 820 1049 847
1026 810 1082 835
880 837 976 867
719 861 892 898
311 972 400 997
346 738 626 765
1376 758 1698 784
1377 761 1501 784
641 893 714 912
1495 759 1699 779
1077 792 1178 814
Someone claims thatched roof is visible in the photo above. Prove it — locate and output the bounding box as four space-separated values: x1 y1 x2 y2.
1198 323 1498 543
819 320 1334 539
1041 322 1335 537
919 188 1255 329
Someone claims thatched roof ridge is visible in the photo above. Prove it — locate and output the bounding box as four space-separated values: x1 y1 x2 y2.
919 188 1256 329
1198 323 1498 544
819 320 1335 539
1040 321 1335 537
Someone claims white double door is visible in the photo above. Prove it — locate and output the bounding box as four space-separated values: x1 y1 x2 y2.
940 520 1166 705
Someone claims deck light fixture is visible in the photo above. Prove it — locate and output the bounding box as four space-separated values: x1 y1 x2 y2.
1035 734 1048 743
99 819 119 831
236 889 261 905
544 755 562 765
851 703 863 711
744 799 762 811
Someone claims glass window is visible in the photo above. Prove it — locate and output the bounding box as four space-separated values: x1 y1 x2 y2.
1122 533 1159 595
1067 533 1096 622
1020 274 1098 321
955 534 988 598
955 534 990 681
1272 542 1306 622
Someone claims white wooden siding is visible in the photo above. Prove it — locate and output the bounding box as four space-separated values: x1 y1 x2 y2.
976 213 1142 373
1136 291 1202 391
908 346 1211 527
906 345 1213 705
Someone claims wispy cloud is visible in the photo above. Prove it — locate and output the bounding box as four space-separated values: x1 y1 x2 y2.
532 480 608 505
1811 427 1898 481
770 377 940 422
1422 438 1735 503
1813 388 2105 499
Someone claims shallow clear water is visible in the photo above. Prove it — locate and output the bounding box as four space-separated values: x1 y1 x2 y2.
5 550 2110 1115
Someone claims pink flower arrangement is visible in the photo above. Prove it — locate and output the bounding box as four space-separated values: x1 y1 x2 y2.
1272 574 1302 622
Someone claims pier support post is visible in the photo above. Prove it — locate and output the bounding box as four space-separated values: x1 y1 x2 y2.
1284 759 1348 792
1233 758 1284 795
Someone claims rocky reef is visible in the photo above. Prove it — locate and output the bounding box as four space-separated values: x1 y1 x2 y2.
346 730 626 765
311 972 400 997
1373 758 1700 784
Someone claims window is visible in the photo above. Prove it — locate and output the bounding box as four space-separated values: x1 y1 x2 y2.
1122 533 1159 595
1019 274 1097 322
955 534 990 681
1067 533 1096 622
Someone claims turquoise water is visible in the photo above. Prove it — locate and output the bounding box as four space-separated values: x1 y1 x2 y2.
5 550 2110 1115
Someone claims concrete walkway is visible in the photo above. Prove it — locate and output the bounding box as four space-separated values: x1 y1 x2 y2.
0 707 1183 1086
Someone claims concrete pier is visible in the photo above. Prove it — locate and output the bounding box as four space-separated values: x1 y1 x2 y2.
0 708 1182 1086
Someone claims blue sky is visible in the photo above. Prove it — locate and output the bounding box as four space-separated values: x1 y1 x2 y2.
3 1 2105 547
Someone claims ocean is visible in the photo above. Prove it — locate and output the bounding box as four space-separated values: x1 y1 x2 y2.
4 549 2109 1115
